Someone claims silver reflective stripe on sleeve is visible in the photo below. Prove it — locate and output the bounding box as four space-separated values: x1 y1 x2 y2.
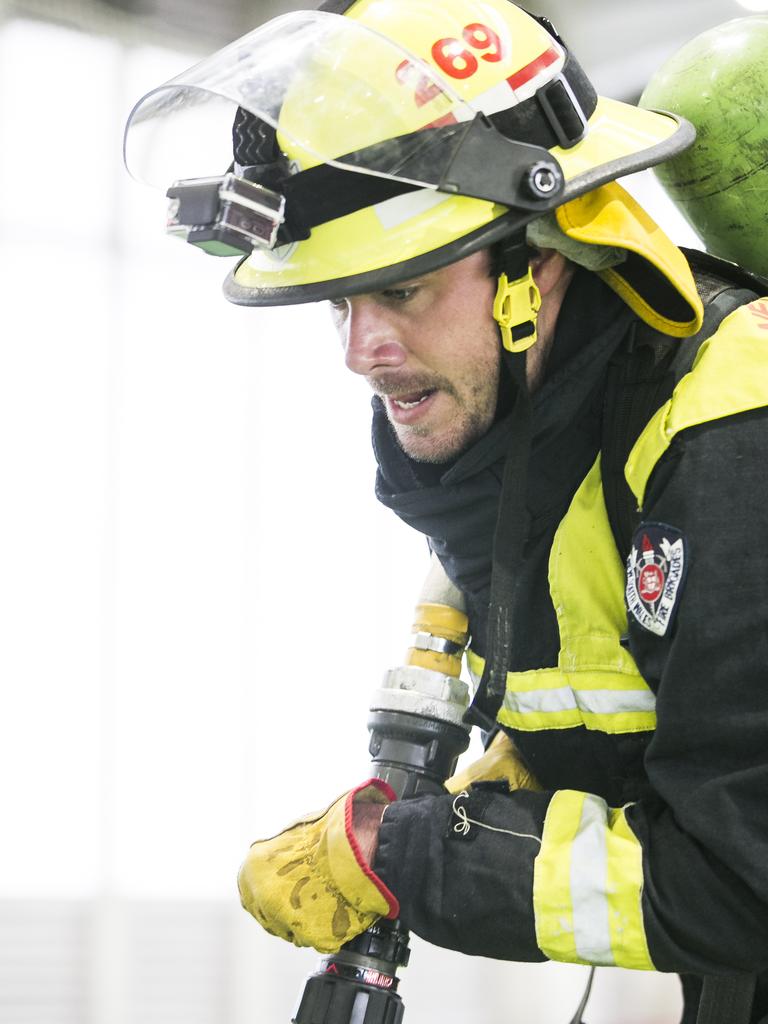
571 795 612 963
533 791 654 970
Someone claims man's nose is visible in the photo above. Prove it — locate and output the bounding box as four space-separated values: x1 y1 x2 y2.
342 301 407 376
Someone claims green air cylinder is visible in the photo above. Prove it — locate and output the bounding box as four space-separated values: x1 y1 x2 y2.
641 16 768 276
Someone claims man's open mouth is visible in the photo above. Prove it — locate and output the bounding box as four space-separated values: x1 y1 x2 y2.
390 389 436 410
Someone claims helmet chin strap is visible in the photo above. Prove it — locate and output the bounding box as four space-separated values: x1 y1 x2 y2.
492 235 542 353
465 231 537 730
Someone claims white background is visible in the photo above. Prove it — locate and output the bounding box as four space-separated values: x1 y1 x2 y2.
0 5 749 1022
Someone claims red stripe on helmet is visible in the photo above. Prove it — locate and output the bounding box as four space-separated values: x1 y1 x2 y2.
506 44 559 91
423 112 459 129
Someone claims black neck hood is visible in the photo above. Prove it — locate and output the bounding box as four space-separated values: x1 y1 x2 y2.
373 269 634 600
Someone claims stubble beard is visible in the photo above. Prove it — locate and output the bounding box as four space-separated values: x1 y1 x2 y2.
387 377 499 464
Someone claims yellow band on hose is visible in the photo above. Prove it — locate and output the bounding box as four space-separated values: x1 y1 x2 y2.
412 603 469 645
406 647 463 677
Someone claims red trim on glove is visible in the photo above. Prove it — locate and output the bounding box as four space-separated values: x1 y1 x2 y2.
345 778 400 919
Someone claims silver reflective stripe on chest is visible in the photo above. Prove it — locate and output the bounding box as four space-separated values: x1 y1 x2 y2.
468 660 656 721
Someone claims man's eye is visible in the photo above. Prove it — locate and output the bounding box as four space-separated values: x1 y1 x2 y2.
383 286 418 302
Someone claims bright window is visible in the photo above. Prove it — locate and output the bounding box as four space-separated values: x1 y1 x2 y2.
0 16 427 903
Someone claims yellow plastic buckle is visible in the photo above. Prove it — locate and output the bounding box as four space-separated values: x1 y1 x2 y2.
493 269 542 352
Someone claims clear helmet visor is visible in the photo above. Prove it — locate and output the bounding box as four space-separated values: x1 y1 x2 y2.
124 10 564 209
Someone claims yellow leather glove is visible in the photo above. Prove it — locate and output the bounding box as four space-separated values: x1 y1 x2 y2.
238 779 398 953
445 730 542 794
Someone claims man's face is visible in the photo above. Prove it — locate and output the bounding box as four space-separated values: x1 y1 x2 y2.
331 250 500 463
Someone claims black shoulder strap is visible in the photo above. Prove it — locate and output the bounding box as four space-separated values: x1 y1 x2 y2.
696 975 758 1024
602 249 765 563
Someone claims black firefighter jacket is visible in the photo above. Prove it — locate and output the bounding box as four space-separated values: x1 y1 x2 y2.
371 267 768 1023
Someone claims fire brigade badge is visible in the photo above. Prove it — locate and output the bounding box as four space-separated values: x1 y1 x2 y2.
625 523 687 637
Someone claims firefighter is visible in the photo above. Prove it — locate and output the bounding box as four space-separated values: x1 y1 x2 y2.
125 3 768 1021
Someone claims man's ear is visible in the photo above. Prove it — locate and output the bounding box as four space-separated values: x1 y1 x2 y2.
530 248 571 298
